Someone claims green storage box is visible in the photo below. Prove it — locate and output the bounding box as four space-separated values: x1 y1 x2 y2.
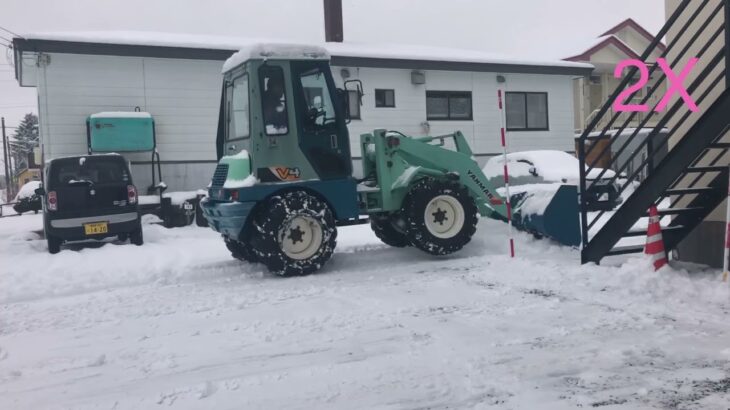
87 112 155 152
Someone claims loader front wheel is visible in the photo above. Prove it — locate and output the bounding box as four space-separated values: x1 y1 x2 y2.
251 191 337 276
370 213 409 248
403 178 478 256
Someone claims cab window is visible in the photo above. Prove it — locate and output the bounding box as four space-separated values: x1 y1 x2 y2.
297 66 337 132
260 66 289 135
227 74 250 140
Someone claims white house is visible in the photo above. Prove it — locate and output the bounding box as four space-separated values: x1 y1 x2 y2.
12 32 592 191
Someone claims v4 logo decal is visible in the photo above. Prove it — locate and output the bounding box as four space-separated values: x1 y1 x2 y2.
271 167 302 181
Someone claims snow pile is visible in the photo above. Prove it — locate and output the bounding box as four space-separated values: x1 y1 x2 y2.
0 214 229 303
164 191 201 206
1 213 729 409
223 175 257 189
13 180 41 200
483 150 616 185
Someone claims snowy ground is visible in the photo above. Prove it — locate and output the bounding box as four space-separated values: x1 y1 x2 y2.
1 214 729 409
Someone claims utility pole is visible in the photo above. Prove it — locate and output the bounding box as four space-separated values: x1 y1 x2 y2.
1 117 10 202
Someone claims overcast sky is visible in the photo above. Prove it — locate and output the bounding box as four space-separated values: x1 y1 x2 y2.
0 0 664 145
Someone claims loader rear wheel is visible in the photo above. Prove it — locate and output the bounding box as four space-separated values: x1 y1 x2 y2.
225 237 258 263
370 213 409 248
251 191 337 276
403 178 478 256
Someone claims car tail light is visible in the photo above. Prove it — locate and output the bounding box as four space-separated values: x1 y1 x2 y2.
229 190 239 201
47 191 57 211
127 185 138 205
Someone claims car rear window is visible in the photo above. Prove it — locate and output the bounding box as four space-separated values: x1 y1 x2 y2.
49 156 130 187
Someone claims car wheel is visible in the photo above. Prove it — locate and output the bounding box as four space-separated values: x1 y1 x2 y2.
251 191 337 276
118 233 129 242
47 235 62 254
130 227 144 246
403 178 478 256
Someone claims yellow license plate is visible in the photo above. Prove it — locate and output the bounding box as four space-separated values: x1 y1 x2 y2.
83 222 108 235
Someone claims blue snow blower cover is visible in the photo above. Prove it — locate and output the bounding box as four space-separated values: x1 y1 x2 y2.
510 184 581 247
87 112 155 152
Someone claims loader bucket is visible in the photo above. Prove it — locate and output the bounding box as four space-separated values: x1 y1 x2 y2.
509 185 581 247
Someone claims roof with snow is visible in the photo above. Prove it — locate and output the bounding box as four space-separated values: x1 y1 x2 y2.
563 18 665 63
12 31 593 77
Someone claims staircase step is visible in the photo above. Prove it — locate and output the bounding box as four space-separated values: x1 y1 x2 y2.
686 166 727 173
622 224 686 237
605 245 645 256
664 187 716 195
643 206 706 217
708 142 730 149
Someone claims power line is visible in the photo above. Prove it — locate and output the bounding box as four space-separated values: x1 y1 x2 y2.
0 25 22 39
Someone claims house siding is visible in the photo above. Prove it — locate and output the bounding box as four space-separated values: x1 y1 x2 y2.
33 52 577 191
665 0 728 266
335 67 575 157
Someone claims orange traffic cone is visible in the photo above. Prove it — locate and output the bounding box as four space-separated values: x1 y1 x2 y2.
645 205 667 270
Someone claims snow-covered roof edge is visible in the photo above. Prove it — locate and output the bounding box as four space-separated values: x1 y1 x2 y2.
89 111 152 119
222 44 329 72
14 31 593 76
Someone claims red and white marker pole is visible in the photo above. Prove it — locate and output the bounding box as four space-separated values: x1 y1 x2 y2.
722 163 730 282
497 89 515 258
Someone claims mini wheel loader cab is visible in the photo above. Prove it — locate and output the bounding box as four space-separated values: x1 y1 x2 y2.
201 43 580 276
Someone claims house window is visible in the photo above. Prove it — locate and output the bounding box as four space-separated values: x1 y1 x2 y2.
348 90 361 119
375 89 395 107
505 92 549 131
426 91 472 120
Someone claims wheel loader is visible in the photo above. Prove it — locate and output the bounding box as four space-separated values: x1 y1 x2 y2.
200 43 580 276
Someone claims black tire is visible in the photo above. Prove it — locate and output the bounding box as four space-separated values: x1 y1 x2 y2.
195 197 209 227
118 233 129 242
47 235 62 254
130 226 144 246
370 213 409 247
225 237 258 263
250 191 337 276
403 178 478 256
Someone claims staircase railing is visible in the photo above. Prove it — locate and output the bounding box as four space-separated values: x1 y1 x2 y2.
577 0 730 258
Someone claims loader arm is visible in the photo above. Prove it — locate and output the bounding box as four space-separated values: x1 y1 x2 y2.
360 129 509 219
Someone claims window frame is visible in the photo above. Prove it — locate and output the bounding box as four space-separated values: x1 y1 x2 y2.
226 73 251 142
374 88 396 108
294 65 339 133
347 89 361 120
505 91 550 132
426 90 473 121
259 65 290 136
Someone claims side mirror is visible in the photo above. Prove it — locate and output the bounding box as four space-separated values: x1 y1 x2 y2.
34 187 45 196
336 88 351 124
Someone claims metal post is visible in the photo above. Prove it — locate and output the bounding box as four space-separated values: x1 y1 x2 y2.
1 117 10 202
578 136 589 256
725 0 730 88
497 90 515 257
722 165 730 282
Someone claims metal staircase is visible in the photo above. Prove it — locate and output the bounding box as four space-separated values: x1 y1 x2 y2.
578 0 730 264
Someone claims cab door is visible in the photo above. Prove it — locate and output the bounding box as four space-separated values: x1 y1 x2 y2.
223 73 251 156
291 61 352 180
